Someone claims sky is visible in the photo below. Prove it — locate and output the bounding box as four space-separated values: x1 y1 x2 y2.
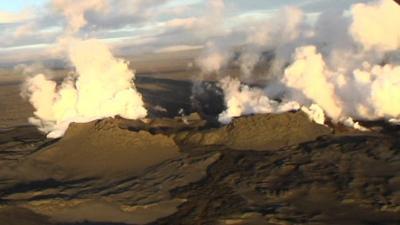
0 0 46 12
0 0 371 66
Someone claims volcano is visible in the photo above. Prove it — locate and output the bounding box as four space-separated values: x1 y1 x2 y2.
0 109 399 225
1 0 400 224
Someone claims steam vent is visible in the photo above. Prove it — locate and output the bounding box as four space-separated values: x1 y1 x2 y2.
1 0 400 224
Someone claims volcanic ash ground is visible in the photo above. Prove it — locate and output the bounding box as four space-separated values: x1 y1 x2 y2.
0 111 399 225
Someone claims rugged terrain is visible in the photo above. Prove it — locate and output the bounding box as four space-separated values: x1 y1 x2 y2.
0 77 399 225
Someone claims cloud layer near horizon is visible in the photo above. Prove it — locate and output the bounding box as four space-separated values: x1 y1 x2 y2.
0 0 371 66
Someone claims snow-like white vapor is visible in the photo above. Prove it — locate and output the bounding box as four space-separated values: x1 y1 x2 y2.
52 0 107 34
23 39 147 138
197 0 400 128
22 0 147 138
350 0 400 51
218 77 300 123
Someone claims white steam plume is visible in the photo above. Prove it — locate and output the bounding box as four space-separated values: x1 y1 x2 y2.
282 45 342 120
239 6 306 79
350 0 400 51
23 39 147 138
196 41 232 75
218 77 300 124
194 0 229 75
52 0 107 33
22 0 147 138
198 0 400 129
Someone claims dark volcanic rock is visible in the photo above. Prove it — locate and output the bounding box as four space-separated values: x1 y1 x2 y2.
0 207 52 225
154 135 400 225
27 118 181 179
118 113 207 135
0 113 399 225
174 111 332 150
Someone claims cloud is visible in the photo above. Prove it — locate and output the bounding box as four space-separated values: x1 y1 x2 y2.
0 10 33 24
156 44 203 53
197 0 400 130
350 0 400 51
51 0 108 33
0 0 378 65
165 17 199 29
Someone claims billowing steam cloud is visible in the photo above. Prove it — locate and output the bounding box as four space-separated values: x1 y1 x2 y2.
218 77 300 124
21 0 400 136
197 0 400 128
350 0 400 51
23 39 146 138
52 0 107 34
22 0 147 138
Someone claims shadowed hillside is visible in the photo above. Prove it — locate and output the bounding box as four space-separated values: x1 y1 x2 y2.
0 108 399 225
